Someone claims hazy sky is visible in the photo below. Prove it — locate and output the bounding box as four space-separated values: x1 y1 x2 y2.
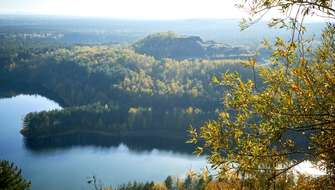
0 0 248 19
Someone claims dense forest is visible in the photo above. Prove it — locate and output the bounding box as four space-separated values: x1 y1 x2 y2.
0 33 257 140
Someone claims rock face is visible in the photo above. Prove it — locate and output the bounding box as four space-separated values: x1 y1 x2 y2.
133 32 252 60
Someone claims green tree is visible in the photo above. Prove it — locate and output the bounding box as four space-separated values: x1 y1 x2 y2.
0 160 31 190
189 0 335 188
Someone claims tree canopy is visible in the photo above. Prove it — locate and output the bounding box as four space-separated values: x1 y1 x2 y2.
0 160 31 190
189 0 335 188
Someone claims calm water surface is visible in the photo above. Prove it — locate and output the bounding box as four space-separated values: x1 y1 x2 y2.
0 94 207 190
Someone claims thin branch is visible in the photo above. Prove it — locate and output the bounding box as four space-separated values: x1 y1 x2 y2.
268 160 304 181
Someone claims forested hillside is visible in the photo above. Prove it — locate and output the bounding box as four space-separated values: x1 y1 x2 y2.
0 36 256 139
133 32 253 60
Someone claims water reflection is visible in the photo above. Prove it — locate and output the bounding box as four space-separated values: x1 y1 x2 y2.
24 134 196 155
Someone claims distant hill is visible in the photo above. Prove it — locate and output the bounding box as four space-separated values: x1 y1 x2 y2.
133 32 253 60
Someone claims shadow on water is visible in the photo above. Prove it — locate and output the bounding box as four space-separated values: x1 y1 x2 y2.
23 133 196 155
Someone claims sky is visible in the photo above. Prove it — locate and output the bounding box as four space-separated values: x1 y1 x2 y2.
0 0 248 20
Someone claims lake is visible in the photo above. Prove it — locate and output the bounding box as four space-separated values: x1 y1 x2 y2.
0 93 325 190
0 94 207 190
